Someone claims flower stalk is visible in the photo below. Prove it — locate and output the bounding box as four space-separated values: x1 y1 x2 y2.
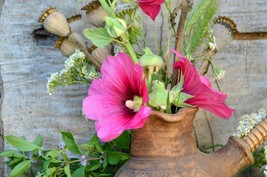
99 0 138 63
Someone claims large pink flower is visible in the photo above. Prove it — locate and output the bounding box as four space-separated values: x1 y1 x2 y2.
83 52 151 142
138 0 165 20
172 50 235 119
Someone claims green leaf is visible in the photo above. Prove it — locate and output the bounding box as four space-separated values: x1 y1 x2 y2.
87 161 101 172
83 28 113 48
0 150 28 159
10 160 32 177
174 93 194 107
7 158 24 168
80 133 103 152
149 81 175 108
166 92 172 114
33 134 43 147
64 165 72 177
5 135 40 151
72 166 85 177
61 131 83 155
106 151 129 165
112 131 130 149
45 150 61 159
46 167 57 175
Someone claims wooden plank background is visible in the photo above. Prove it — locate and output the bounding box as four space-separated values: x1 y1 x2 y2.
0 0 266 176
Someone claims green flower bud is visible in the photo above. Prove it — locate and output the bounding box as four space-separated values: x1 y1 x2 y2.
139 48 164 74
149 81 175 109
105 17 127 38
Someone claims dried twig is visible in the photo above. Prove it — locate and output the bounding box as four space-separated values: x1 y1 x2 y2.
172 0 190 86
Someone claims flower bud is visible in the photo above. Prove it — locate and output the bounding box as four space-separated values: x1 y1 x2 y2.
105 17 127 38
139 48 164 74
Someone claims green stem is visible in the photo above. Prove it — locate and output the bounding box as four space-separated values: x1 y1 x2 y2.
121 35 138 63
99 0 137 63
99 0 115 17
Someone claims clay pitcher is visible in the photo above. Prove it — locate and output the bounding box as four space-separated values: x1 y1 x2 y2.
115 107 256 177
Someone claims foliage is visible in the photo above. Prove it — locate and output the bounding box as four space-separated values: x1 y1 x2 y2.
183 0 218 57
0 131 130 177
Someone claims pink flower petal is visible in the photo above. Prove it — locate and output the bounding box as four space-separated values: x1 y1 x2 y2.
138 0 164 20
172 49 235 119
82 52 151 142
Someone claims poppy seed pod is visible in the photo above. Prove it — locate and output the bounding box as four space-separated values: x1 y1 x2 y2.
212 16 238 50
54 37 79 57
81 1 108 27
39 7 71 37
89 45 112 65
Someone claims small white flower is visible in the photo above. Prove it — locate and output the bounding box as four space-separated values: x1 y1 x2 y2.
233 108 266 138
80 155 87 166
57 142 65 150
48 72 59 83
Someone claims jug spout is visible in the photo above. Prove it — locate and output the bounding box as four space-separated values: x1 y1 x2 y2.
209 117 267 177
208 136 254 177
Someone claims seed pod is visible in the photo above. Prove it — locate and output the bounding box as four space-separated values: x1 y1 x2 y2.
212 16 238 50
89 45 111 65
39 7 71 37
55 36 79 57
81 1 107 27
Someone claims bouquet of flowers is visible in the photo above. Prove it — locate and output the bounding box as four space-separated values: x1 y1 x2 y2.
47 0 236 142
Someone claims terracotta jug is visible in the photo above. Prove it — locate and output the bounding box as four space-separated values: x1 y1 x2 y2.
115 107 267 177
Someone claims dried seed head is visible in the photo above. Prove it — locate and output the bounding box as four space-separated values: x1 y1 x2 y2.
38 7 57 23
81 0 101 12
212 16 238 50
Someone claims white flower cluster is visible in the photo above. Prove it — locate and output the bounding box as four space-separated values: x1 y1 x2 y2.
65 49 86 69
233 108 266 138
47 50 99 94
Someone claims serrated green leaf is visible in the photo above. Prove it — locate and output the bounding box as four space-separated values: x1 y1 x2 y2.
83 28 113 48
106 151 129 165
10 160 32 177
112 131 130 149
61 131 83 155
62 153 69 161
87 161 101 172
42 159 51 170
72 166 85 177
5 135 40 151
7 158 24 167
102 158 108 169
45 150 61 159
81 134 103 153
0 150 28 159
64 165 72 177
33 135 43 147
46 167 56 175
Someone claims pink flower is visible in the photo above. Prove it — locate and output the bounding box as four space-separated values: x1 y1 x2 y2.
83 53 151 142
172 50 235 119
138 0 165 20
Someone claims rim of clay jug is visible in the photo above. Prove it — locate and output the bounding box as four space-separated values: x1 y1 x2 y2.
150 107 199 123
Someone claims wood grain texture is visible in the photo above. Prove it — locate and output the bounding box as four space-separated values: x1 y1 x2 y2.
0 0 94 175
